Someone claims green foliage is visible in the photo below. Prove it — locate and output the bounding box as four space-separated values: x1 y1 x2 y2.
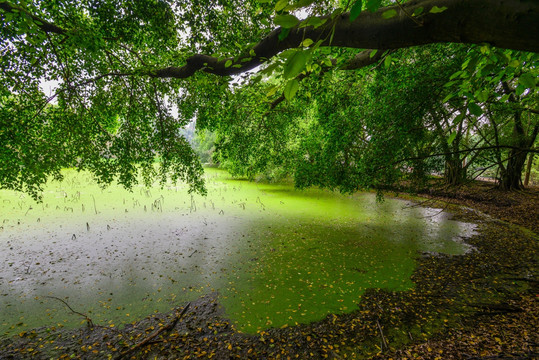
1 0 537 197
283 50 309 79
0 0 279 198
274 14 300 28
349 0 363 21
284 79 300 100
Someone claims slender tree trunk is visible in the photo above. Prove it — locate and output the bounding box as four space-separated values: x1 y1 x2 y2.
444 119 466 186
498 82 530 190
523 153 534 187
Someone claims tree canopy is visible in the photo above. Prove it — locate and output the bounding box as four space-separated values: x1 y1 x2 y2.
1 0 538 198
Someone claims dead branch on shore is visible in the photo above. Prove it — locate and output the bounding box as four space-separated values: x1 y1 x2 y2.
115 302 191 360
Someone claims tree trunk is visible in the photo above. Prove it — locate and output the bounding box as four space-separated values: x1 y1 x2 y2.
524 153 534 187
499 149 527 190
497 83 535 191
445 156 466 186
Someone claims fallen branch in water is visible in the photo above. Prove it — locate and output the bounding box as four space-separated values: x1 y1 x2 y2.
43 296 94 328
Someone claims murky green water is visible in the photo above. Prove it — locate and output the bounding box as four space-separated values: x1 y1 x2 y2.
0 168 475 337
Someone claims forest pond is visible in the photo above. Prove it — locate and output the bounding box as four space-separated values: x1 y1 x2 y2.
0 169 476 337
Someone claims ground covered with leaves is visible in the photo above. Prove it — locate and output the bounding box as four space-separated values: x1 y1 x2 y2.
411 179 538 232
0 187 537 359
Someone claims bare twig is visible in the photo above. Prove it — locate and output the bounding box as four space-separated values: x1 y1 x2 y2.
43 296 94 328
376 319 388 351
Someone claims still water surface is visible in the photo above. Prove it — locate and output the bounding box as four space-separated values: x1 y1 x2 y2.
0 169 475 337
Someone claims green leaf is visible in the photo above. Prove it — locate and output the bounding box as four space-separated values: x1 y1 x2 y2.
449 71 462 80
284 79 299 101
284 51 308 79
301 38 314 47
278 27 291 41
330 7 343 20
474 89 490 102
384 55 392 68
447 132 457 145
508 59 520 68
275 0 288 12
260 62 278 75
442 93 455 103
369 49 378 58
381 9 397 19
468 102 483 116
350 0 363 22
429 6 448 14
274 14 300 28
412 7 424 16
300 17 326 28
366 0 382 12
518 73 536 88
267 85 279 97
224 60 233 68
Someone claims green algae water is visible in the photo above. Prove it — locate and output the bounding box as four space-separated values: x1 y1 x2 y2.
0 168 475 337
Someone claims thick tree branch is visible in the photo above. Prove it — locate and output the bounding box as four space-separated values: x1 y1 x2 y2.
151 0 539 79
0 1 67 35
341 48 386 70
3 0 538 81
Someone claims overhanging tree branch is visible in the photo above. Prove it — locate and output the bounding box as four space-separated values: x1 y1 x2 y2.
0 1 67 35
3 0 538 80
150 0 539 79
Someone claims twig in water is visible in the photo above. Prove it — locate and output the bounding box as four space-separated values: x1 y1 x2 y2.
44 296 94 328
91 195 98 214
